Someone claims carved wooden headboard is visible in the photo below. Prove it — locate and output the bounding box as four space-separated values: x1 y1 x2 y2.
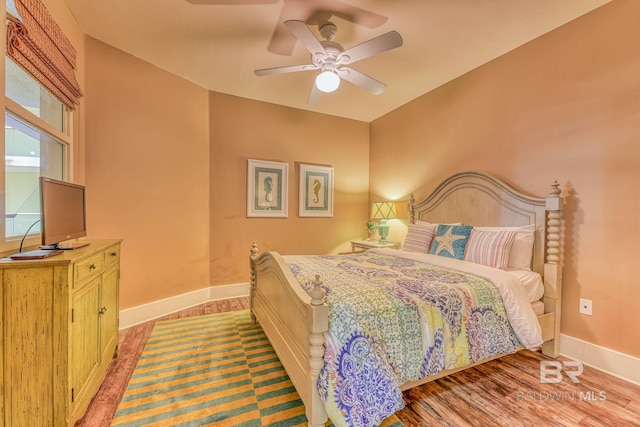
407 171 561 275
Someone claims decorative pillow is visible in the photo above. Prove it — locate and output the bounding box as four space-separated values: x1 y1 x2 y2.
402 223 436 253
475 224 535 271
429 224 473 259
464 229 517 269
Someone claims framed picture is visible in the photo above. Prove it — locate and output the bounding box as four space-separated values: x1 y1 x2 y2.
299 164 334 217
247 159 288 217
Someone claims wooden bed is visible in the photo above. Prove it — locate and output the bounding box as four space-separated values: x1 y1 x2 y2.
249 171 563 426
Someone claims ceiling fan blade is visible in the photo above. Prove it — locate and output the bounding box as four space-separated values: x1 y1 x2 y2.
307 8 387 29
254 64 317 76
337 31 403 65
284 20 325 56
337 67 387 95
307 83 323 105
267 20 299 55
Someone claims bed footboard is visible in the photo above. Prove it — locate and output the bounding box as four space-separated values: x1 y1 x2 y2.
250 243 329 427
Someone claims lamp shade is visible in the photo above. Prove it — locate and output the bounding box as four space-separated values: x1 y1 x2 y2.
371 201 397 220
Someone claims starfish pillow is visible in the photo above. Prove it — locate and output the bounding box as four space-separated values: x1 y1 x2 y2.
429 224 473 259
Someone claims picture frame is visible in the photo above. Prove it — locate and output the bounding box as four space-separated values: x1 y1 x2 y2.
247 159 288 217
299 164 334 217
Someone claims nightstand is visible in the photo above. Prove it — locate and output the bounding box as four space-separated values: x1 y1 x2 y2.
351 239 401 252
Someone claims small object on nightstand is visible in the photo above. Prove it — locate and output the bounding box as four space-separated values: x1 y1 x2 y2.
351 239 400 253
366 221 377 241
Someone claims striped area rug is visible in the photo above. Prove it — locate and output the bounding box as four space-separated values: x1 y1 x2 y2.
111 310 405 427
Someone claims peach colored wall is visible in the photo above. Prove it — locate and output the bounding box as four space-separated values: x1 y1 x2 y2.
370 0 640 357
84 38 211 309
82 38 369 308
209 93 370 286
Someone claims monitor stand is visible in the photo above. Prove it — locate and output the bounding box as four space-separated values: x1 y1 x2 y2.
41 242 90 250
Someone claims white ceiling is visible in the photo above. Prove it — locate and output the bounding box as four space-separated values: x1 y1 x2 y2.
63 0 610 122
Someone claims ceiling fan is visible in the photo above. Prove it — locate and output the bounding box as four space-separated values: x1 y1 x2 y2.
254 20 403 104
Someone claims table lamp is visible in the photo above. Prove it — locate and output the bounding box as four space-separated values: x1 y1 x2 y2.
371 201 397 243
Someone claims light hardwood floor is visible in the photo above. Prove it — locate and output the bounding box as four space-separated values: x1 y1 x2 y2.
76 297 640 427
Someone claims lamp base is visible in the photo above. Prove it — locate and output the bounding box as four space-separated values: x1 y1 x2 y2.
377 220 390 243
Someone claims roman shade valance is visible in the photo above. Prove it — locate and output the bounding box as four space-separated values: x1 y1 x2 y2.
6 0 83 110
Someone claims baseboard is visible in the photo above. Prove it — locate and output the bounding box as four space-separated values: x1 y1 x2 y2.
119 282 249 329
560 334 640 386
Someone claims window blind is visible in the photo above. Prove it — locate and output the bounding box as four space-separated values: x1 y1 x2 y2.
6 0 83 110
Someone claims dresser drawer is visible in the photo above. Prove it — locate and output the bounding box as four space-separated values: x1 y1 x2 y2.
75 252 105 285
104 245 121 268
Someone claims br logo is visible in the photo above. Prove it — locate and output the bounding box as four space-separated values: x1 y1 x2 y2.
539 360 583 384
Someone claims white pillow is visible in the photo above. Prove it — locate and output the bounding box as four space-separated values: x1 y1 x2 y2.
475 224 535 271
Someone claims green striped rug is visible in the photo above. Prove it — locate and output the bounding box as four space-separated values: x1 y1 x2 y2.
111 310 405 427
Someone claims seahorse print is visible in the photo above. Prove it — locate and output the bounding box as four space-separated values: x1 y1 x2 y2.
263 176 273 203
313 179 322 203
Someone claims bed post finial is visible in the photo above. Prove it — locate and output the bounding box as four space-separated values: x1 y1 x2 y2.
408 193 415 224
545 181 563 265
249 242 259 323
310 275 326 306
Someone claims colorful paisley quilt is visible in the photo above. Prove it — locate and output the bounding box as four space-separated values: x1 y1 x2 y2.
284 249 541 427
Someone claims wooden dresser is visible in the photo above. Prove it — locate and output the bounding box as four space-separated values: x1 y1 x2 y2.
0 239 122 427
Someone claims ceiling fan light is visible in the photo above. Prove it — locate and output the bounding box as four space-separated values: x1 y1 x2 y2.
315 71 340 93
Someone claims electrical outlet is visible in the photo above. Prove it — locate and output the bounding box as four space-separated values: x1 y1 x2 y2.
579 298 592 315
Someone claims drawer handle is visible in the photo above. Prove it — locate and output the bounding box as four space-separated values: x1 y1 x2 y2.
99 307 107 315
89 263 97 270
111 252 117 257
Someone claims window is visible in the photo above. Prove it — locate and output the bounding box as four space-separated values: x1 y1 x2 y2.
3 0 81 251
3 58 71 250
5 58 65 130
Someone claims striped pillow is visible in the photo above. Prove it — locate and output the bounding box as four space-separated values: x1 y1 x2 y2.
464 229 517 269
402 223 436 253
474 225 535 270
